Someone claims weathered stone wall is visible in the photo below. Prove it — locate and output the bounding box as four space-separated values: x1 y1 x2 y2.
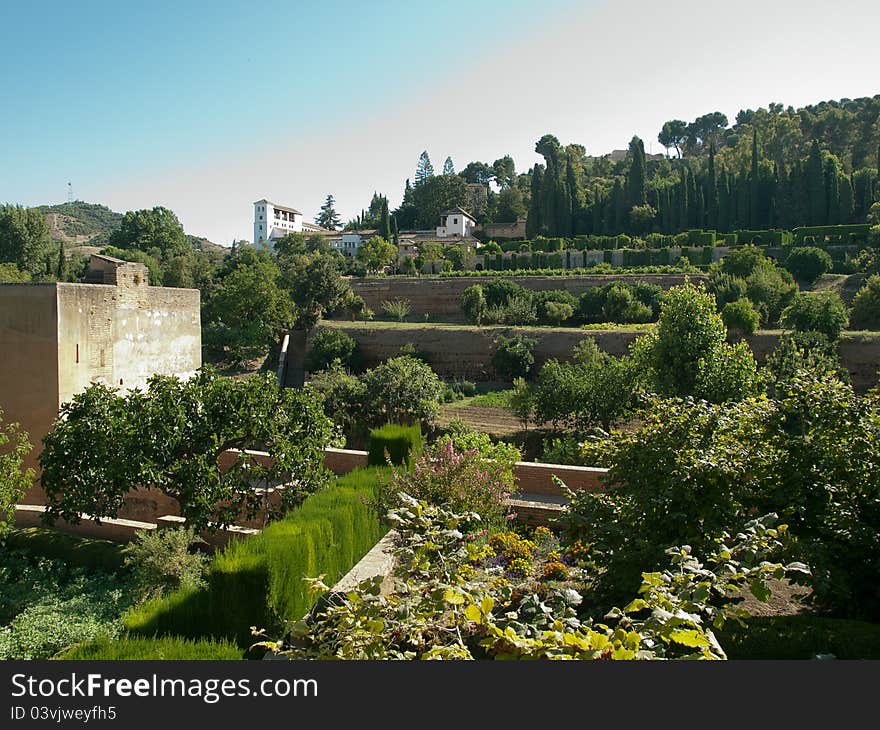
347 274 706 322
315 322 880 389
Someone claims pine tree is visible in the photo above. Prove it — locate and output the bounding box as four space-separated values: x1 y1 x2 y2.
316 194 342 230
443 156 455 175
415 151 434 185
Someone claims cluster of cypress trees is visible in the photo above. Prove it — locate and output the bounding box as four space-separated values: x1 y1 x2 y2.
528 135 879 239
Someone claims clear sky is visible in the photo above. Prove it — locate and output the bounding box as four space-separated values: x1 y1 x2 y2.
1 0 879 245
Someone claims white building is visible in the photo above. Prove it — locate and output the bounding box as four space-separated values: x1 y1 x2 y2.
253 199 330 245
329 229 376 257
436 207 476 238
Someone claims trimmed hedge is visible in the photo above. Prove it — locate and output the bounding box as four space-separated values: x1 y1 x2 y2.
367 424 423 467
57 636 243 660
124 468 389 646
5 528 126 572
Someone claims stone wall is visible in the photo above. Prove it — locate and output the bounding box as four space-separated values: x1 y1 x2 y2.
347 274 706 322
315 322 880 389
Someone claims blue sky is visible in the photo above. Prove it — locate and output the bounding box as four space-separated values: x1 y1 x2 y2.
2 0 879 244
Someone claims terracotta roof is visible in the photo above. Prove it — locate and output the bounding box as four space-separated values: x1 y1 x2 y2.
253 199 303 215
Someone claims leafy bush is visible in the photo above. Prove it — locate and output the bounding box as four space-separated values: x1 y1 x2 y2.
125 470 387 645
380 298 411 322
460 285 488 325
850 274 880 329
122 527 208 599
722 298 760 336
638 281 763 402
58 635 243 660
780 291 849 340
305 362 366 439
491 334 537 380
504 294 538 325
306 328 361 372
361 356 444 428
766 332 845 391
367 424 423 467
542 300 574 325
1 410 32 540
785 246 833 284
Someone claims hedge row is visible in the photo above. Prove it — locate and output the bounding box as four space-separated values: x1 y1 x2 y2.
123 468 389 646
367 424 422 467
484 224 871 255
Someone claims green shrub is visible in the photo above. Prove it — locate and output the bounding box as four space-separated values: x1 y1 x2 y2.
722 298 760 336
781 291 850 340
124 471 387 646
1 411 32 540
361 356 443 428
784 246 833 284
306 328 361 372
122 527 208 599
367 424 423 467
491 334 537 380
380 298 411 321
460 285 488 325
850 274 880 329
58 635 243 660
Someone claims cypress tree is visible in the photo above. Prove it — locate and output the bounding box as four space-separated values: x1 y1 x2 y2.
807 140 826 225
591 184 602 235
56 243 66 280
686 167 698 228
612 179 625 234
626 136 647 208
696 185 705 230
839 174 854 224
526 165 544 239
380 197 392 241
391 215 399 245
718 166 730 233
749 129 760 228
708 144 719 231
678 167 689 232
826 160 840 225
736 174 750 230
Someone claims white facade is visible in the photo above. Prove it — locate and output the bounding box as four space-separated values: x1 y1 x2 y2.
253 199 305 244
436 208 476 238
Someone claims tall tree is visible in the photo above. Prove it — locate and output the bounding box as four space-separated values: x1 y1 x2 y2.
708 144 719 230
658 120 687 158
0 205 54 276
526 164 544 239
108 206 188 258
749 129 760 228
443 156 455 175
380 197 392 242
626 136 647 208
492 156 516 188
316 194 341 230
415 151 434 186
807 140 827 225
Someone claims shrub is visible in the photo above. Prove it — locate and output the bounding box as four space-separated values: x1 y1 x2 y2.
376 441 515 528
58 636 243 660
122 527 209 600
306 329 361 372
722 298 760 336
367 424 423 467
850 274 880 329
491 334 537 380
460 285 487 325
361 356 444 427
5 528 125 572
766 332 846 391
380 298 411 322
780 291 849 340
504 294 538 325
305 362 366 439
785 247 833 284
1 410 32 540
542 300 574 325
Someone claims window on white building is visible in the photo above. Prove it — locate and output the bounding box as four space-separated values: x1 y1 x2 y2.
453 218 458 224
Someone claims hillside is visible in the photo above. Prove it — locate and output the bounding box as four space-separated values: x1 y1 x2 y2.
35 201 227 253
36 201 122 247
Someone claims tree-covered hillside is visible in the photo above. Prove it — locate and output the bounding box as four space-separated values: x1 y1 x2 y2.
35 201 123 247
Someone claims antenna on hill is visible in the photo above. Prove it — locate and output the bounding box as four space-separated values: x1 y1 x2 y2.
67 182 73 204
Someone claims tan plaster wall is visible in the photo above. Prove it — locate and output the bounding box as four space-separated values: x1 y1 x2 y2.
0 285 60 485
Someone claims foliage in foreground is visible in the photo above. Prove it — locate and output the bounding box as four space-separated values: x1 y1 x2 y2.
122 527 209 599
261 496 802 660
0 410 32 540
40 367 334 531
0 549 137 660
575 371 880 620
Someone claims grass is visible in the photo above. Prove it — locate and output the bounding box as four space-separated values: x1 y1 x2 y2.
718 615 880 660
57 636 243 660
467 390 517 408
